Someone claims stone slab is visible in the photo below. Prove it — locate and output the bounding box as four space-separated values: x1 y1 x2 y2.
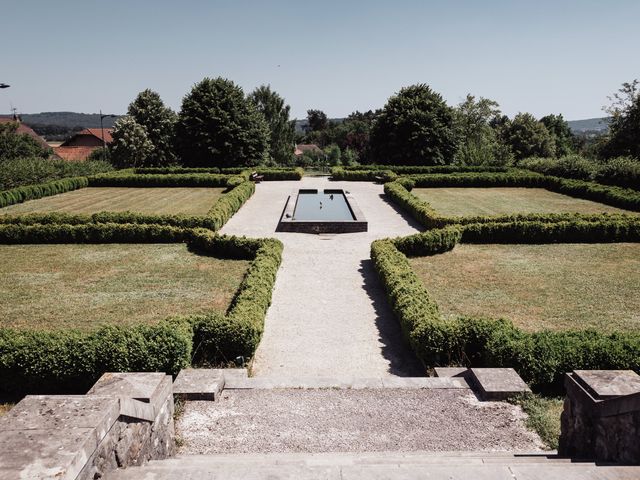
222 376 469 390
469 368 531 400
574 370 640 400
380 377 469 389
0 428 99 480
173 369 224 401
434 367 469 378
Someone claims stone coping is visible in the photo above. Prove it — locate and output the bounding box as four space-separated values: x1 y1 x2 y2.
565 371 640 417
222 376 470 390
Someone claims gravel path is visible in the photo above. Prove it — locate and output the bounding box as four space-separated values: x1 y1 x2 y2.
220 178 424 377
177 389 543 454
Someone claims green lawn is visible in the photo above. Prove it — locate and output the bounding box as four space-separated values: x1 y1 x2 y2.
409 243 640 332
0 187 225 216
412 187 637 217
0 244 249 330
510 395 564 450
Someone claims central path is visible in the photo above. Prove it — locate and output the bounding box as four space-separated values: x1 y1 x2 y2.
220 177 423 377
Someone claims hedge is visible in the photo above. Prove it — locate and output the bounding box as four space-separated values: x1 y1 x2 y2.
0 224 283 394
331 167 398 182
0 176 88 209
221 167 305 181
373 220 640 393
340 165 510 174
134 167 221 174
88 172 236 188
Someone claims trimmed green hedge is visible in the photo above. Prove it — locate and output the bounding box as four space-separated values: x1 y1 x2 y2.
340 165 510 174
0 177 88 209
88 172 235 188
373 220 640 393
221 167 305 180
134 167 221 174
0 223 283 395
331 167 398 182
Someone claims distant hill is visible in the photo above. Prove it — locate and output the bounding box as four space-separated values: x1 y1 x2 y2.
1 112 122 141
567 117 610 133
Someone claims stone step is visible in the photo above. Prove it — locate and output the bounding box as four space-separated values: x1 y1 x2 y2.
106 453 639 480
224 376 470 390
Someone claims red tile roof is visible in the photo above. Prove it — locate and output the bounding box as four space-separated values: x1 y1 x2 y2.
0 117 50 150
53 146 98 162
78 128 114 144
294 144 322 156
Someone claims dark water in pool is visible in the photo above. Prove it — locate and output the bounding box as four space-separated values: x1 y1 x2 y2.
293 190 355 221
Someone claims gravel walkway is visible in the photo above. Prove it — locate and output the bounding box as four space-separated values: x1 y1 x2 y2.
220 178 424 377
177 389 543 454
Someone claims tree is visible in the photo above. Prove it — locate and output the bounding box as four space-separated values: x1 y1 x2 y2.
127 89 177 165
453 95 513 166
601 79 640 159
540 114 574 157
501 113 555 161
306 109 328 132
109 116 154 167
175 77 270 167
248 85 295 165
369 84 458 165
0 122 50 160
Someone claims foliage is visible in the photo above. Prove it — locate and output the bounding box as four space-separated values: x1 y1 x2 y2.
324 144 342 166
0 122 50 160
330 167 397 182
500 113 555 160
540 114 575 157
0 157 112 191
175 77 270 168
509 394 563 449
371 221 640 393
306 109 328 132
370 84 458 165
601 79 640 159
127 89 177 165
595 156 640 189
88 172 234 188
453 95 513 166
0 177 88 209
337 165 509 174
249 85 296 165
109 116 154 167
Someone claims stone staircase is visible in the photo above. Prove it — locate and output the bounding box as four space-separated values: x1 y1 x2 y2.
106 452 639 479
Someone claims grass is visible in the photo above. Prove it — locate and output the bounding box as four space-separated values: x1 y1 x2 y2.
0 244 249 331
0 403 13 417
510 394 564 450
409 243 640 332
0 187 225 216
412 187 638 217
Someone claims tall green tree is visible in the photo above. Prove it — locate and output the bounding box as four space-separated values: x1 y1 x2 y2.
0 122 50 160
540 113 574 157
306 109 328 132
248 85 295 165
501 113 555 161
175 77 270 168
602 79 640 159
370 84 458 165
109 116 154 167
454 95 513 166
127 89 177 165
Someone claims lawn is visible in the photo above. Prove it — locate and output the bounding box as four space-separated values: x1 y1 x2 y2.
412 187 637 217
0 187 225 216
0 244 249 330
510 395 564 450
409 243 640 332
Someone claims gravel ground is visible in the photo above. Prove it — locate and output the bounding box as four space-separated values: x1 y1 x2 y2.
220 178 424 377
177 389 544 454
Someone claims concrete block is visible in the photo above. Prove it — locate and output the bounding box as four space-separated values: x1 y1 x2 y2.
173 368 224 401
434 367 469 378
380 377 469 389
574 370 640 400
469 368 531 400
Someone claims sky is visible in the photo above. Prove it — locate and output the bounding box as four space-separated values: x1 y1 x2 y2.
2 0 639 121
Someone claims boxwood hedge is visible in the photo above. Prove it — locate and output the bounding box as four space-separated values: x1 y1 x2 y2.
373 219 640 393
0 177 88 209
0 223 283 395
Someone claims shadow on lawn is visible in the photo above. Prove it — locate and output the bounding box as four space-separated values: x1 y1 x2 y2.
358 258 425 377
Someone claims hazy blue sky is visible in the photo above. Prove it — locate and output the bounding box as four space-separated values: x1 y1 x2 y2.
2 0 638 120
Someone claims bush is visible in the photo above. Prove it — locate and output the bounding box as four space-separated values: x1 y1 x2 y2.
0 177 88 209
595 157 640 190
88 172 232 187
330 167 397 182
519 155 595 180
0 158 113 191
372 220 640 392
135 167 221 174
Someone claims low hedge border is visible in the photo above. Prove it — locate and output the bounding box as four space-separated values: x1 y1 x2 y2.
222 167 305 181
0 222 283 395
330 167 398 182
373 219 640 393
338 165 510 174
88 172 240 188
384 174 640 229
0 177 88 209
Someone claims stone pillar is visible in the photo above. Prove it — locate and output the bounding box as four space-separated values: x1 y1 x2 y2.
559 370 640 464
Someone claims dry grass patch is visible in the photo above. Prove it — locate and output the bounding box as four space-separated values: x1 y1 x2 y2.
0 187 225 216
409 243 640 332
412 187 637 217
0 244 249 330
0 403 13 417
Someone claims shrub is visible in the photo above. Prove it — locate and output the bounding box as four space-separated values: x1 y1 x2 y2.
0 177 88 209
595 157 640 190
0 158 113 191
88 172 232 187
519 155 595 180
330 167 397 182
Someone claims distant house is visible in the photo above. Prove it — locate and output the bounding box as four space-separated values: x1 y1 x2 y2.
294 144 322 157
0 115 50 151
54 128 113 162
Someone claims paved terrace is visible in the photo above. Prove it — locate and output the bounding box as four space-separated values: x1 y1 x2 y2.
220 177 423 377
